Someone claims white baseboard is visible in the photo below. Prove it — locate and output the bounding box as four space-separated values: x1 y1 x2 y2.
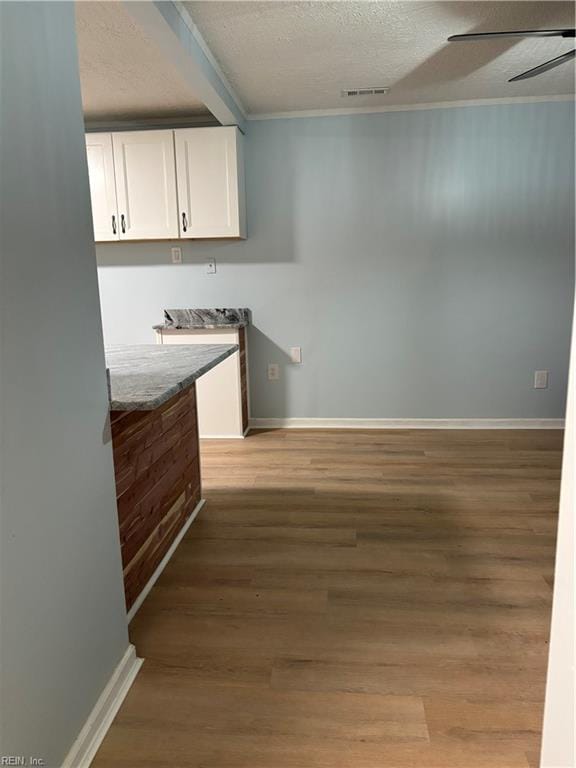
249 417 565 430
62 644 142 768
199 427 251 439
200 433 246 439
126 498 205 623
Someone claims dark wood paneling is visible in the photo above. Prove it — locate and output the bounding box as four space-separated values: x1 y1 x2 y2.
110 385 201 611
239 327 249 432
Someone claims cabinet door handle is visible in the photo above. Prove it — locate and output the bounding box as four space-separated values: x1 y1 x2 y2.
112 215 117 235
120 214 126 234
182 212 188 233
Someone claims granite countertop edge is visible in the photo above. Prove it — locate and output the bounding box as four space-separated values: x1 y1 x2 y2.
108 344 239 412
153 322 248 331
154 308 250 331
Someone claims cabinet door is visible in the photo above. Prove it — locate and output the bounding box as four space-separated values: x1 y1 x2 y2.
175 126 246 239
85 133 119 242
112 130 178 240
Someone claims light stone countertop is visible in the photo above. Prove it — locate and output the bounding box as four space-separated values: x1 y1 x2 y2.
105 344 238 411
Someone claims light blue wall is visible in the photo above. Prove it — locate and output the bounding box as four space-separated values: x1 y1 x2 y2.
1 3 129 764
97 101 575 419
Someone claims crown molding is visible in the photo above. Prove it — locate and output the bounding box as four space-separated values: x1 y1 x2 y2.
247 94 575 121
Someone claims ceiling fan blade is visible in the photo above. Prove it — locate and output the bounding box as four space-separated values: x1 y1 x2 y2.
448 29 575 42
508 49 575 81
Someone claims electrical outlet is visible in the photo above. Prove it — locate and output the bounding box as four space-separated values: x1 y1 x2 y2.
289 346 302 364
267 363 280 381
206 259 217 274
534 370 549 389
171 247 182 264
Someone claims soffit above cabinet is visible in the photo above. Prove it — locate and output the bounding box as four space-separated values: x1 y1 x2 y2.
75 1 214 121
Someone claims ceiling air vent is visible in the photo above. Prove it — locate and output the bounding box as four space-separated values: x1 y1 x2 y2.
341 87 390 97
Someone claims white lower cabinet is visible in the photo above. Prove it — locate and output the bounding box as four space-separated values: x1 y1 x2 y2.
155 327 249 438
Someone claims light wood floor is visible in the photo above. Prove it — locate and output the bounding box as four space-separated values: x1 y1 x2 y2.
93 429 562 768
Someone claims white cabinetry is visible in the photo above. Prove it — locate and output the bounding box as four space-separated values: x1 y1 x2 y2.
174 126 246 239
85 127 246 243
111 130 179 240
85 133 119 242
155 327 249 438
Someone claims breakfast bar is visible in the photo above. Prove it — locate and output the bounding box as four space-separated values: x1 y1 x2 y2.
105 343 238 615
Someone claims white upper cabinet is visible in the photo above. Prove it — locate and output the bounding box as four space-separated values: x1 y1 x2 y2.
175 126 246 239
112 130 178 240
85 133 119 242
85 127 246 242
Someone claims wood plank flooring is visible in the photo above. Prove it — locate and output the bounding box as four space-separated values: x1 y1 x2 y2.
93 428 562 768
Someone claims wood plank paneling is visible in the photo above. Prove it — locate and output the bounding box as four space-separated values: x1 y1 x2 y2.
94 428 562 768
238 327 249 432
110 384 201 611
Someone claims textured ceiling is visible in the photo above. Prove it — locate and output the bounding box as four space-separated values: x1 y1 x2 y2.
184 1 575 115
75 1 211 120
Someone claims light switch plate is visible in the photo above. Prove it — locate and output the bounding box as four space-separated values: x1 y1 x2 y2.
171 247 182 264
534 370 549 389
289 346 302 364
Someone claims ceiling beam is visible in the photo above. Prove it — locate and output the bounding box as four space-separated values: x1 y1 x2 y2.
121 1 246 130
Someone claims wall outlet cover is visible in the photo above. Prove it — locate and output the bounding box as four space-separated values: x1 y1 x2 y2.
534 370 549 389
267 363 280 381
206 259 217 274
